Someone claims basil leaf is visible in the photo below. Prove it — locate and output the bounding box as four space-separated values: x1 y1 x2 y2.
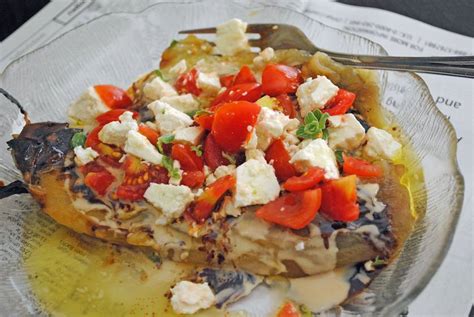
70 132 86 148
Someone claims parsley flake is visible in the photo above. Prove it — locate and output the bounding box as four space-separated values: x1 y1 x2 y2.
191 144 203 157
161 155 181 179
335 150 344 164
157 134 175 153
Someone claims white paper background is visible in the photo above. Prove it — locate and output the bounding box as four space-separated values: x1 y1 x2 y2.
1 0 472 315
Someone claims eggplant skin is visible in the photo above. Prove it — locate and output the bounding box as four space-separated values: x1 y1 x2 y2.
7 122 78 184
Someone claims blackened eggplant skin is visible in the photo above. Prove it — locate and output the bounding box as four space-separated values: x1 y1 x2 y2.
7 122 78 184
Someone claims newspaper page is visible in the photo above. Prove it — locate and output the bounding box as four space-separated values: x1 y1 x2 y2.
0 0 472 316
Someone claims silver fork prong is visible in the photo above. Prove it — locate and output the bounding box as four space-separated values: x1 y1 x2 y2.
179 27 217 34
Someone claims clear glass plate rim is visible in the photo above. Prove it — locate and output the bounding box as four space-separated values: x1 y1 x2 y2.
0 0 465 315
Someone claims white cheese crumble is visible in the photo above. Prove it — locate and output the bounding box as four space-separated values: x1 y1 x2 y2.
364 127 402 161
327 113 366 150
245 148 266 163
296 76 339 117
253 47 275 68
206 164 236 186
234 159 280 207
197 71 221 94
68 87 109 128
295 241 305 251
290 138 340 179
124 130 163 164
160 94 199 113
98 111 138 147
169 59 187 78
174 126 205 145
215 18 249 56
143 76 177 100
148 101 193 134
73 146 99 166
170 281 216 314
144 183 193 221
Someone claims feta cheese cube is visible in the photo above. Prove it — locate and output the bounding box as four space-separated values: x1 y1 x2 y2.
148 101 193 134
143 76 177 100
235 159 280 207
160 94 199 113
206 164 236 186
253 47 275 68
290 139 339 179
245 149 266 163
197 72 221 94
144 183 194 220
98 111 138 147
73 146 99 166
170 281 216 314
364 127 402 161
215 18 249 56
296 76 339 117
174 126 205 145
169 59 187 78
327 113 366 150
124 130 163 164
68 87 109 128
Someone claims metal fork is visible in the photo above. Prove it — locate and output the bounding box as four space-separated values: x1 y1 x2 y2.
180 23 474 78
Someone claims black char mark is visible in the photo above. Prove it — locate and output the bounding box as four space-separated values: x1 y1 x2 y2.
7 122 78 184
198 268 262 308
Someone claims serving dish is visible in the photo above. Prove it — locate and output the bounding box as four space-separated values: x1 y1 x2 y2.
0 1 464 316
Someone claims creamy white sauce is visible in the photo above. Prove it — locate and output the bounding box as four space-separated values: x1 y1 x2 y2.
287 267 355 313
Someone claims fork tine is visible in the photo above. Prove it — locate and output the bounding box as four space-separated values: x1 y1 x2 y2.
179 27 217 34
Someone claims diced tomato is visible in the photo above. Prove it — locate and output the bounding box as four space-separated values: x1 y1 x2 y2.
255 189 322 229
277 301 301 317
175 68 201 96
84 170 115 196
210 83 262 110
94 85 133 109
211 101 261 153
80 161 105 175
261 64 302 96
220 74 235 88
322 89 356 116
85 125 103 149
116 158 169 201
283 167 325 192
96 109 138 125
95 143 123 167
275 94 297 118
203 134 229 171
343 156 383 178
194 113 214 130
171 143 204 171
181 170 206 188
265 139 297 182
320 175 359 222
138 124 160 145
191 175 236 222
233 65 257 85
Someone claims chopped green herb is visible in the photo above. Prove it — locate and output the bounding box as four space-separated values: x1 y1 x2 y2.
157 134 175 153
299 304 312 317
185 110 198 118
169 39 179 48
154 69 166 81
191 144 203 157
373 256 388 268
161 155 181 179
194 109 212 117
296 109 329 140
335 150 344 164
70 132 86 148
222 152 236 165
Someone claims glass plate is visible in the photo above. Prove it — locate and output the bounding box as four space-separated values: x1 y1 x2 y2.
0 1 464 316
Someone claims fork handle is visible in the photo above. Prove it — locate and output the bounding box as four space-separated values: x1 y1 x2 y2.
326 53 474 78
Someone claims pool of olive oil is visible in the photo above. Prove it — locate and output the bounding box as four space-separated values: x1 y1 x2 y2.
21 216 225 317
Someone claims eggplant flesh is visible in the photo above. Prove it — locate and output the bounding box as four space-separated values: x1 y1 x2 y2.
6 123 396 278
